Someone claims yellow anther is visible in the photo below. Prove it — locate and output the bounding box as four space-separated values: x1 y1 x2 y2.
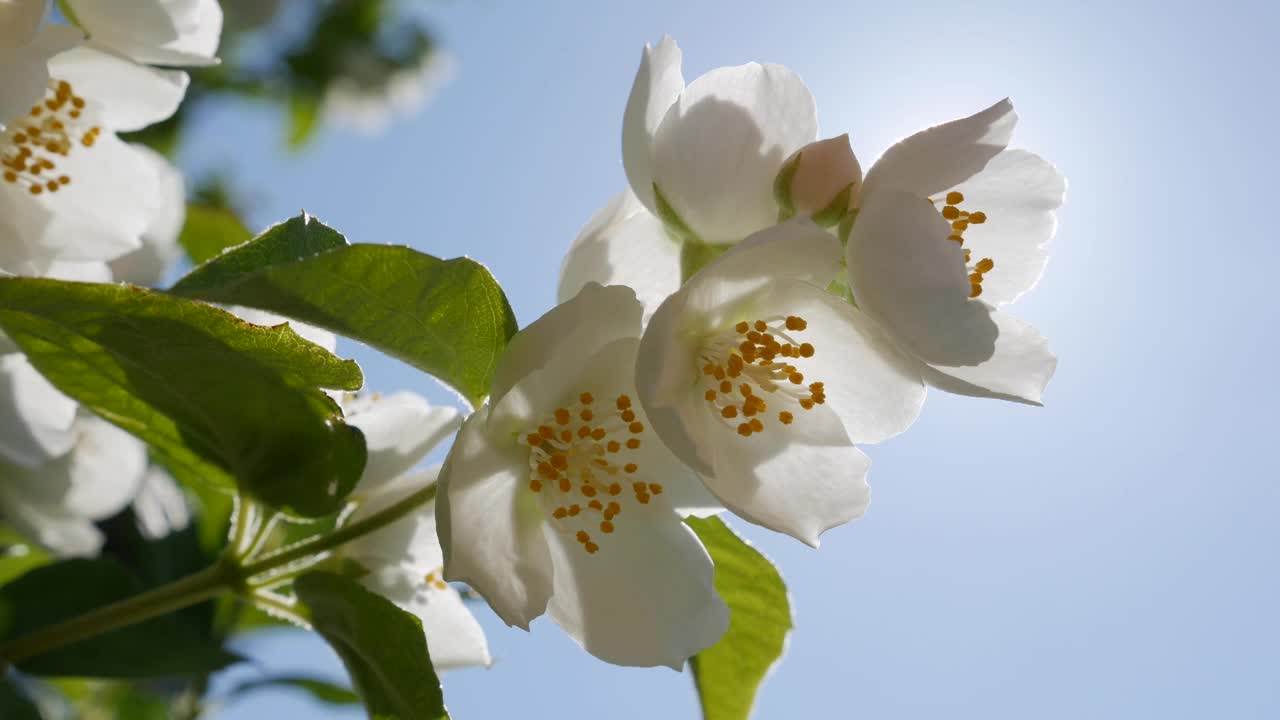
568 504 581 516
628 421 644 434
648 483 664 495
579 392 594 404
554 408 571 425
620 409 636 422
785 316 808 331
559 429 572 442
559 477 572 492
738 422 753 437
969 272 984 284
952 220 968 232
969 211 987 224
750 418 764 432
974 258 995 273
626 438 640 449
788 372 804 384
970 283 983 298
539 425 554 439
606 440 620 453
600 521 615 534
576 530 590 543
588 499 603 511
580 408 593 421
948 234 965 243
740 383 753 396
608 483 622 496
721 406 738 419
754 320 767 332
577 425 591 439
584 542 599 554
799 399 815 410
941 205 960 219
712 365 725 380
719 380 732 394
705 389 717 401
799 343 815 358
616 395 632 409
946 191 964 205
735 321 750 333
550 453 568 470
529 480 543 492
636 493 651 505
779 411 794 424
526 433 543 446
591 427 606 441
623 463 638 474
554 507 569 520
581 485 597 497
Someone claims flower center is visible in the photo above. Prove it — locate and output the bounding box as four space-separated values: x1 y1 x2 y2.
2 80 100 196
519 392 661 555
698 315 827 438
933 191 994 298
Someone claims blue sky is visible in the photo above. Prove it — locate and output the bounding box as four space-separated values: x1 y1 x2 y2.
199 0 1280 717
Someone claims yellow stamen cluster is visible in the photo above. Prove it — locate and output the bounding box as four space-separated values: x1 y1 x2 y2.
701 315 826 438
522 391 660 555
424 570 449 591
933 191 995 298
2 80 96 195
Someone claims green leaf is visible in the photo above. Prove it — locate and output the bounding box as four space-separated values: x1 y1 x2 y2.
0 676 42 720
170 214 518 407
179 204 254 265
0 277 366 517
226 675 360 706
294 571 448 720
687 517 792 720
0 559 241 678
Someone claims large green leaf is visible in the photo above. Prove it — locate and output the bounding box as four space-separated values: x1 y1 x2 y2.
179 204 254 265
0 277 365 517
294 572 448 720
0 559 240 678
170 214 518 407
687 517 792 720
0 526 51 587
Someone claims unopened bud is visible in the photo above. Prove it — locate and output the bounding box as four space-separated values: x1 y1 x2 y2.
774 134 862 226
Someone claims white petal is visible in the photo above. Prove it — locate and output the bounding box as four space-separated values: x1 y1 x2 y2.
48 45 189 131
699 398 871 547
361 565 492 670
64 0 222 66
0 23 81 128
848 189 999 367
939 150 1066 305
230 307 337 352
622 36 684 211
0 493 104 556
489 283 641 409
0 353 76 468
0 0 48 49
343 392 460 493
132 466 190 539
436 405 553 629
346 470 445 578
556 190 680 322
920 310 1057 405
543 503 727 669
56 413 148 519
27 132 155 262
44 259 111 282
862 98 1017 201
109 143 185 286
747 279 925 444
650 62 817 243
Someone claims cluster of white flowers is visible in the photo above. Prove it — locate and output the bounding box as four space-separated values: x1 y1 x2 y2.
428 36 1065 668
0 0 222 555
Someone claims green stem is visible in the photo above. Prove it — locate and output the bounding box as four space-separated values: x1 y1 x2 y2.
241 483 436 579
0 483 437 665
0 559 240 665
